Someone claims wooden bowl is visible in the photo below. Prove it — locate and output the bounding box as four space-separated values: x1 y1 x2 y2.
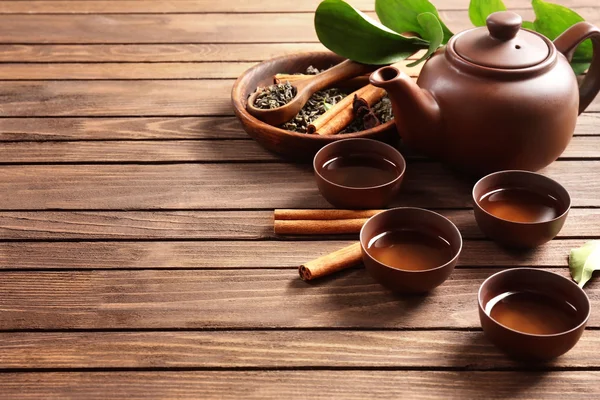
231 52 397 162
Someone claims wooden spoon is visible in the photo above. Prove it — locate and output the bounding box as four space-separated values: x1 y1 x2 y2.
246 60 378 126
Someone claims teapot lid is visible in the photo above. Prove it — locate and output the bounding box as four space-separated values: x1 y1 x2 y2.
454 11 549 69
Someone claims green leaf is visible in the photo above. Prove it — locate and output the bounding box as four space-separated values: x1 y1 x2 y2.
570 241 600 288
468 0 506 27
407 13 444 67
521 21 535 30
375 0 453 44
314 0 428 65
323 101 333 111
571 61 590 75
532 0 591 62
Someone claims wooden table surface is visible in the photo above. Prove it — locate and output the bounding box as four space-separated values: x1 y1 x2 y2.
1 0 600 398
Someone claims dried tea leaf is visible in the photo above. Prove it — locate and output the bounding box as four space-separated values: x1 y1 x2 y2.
281 87 347 133
569 240 600 288
253 81 297 109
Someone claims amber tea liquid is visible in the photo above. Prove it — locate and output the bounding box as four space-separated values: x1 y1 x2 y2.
485 291 579 335
479 187 562 223
367 229 453 271
320 154 399 188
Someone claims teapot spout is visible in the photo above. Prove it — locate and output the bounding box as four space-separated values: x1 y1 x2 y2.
370 65 441 152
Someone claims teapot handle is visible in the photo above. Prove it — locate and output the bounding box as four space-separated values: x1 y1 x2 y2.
554 22 600 115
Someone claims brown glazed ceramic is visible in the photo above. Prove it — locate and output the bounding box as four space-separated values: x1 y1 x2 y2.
472 170 571 248
359 208 462 293
370 11 600 176
232 52 396 161
313 138 406 209
246 60 377 126
479 268 590 361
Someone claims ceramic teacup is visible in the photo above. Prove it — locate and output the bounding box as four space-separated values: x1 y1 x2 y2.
359 207 462 293
313 138 406 209
478 268 590 361
472 170 571 248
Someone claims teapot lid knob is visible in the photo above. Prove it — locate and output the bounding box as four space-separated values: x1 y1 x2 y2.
486 11 522 41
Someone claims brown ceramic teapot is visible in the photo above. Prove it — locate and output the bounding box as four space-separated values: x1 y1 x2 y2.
370 11 600 175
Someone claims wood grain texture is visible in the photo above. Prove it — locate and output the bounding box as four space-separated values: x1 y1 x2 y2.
0 239 589 270
0 0 586 14
4 80 600 117
0 161 595 210
0 140 278 162
0 61 421 80
0 208 596 240
0 11 545 44
1 330 600 369
0 136 597 163
0 117 247 140
4 9 600 44
0 43 331 62
0 62 257 80
0 114 597 141
1 268 598 329
0 80 232 116
1 371 600 400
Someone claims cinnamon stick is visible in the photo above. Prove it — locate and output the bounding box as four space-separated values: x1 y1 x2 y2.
308 84 386 136
299 242 363 281
273 74 312 84
275 209 382 220
274 219 368 235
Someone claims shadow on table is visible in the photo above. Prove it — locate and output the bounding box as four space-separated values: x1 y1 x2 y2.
287 267 429 328
450 330 551 398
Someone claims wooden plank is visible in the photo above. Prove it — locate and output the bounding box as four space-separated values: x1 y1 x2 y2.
0 62 256 80
1 267 598 329
0 135 597 163
0 11 545 43
0 44 332 62
1 371 599 400
4 79 600 117
2 330 600 369
0 62 260 80
0 61 422 80
0 80 232 116
0 208 596 240
0 239 588 270
0 117 247 140
0 114 597 141
0 0 586 14
0 140 278 162
0 161 595 210
5 9 600 44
